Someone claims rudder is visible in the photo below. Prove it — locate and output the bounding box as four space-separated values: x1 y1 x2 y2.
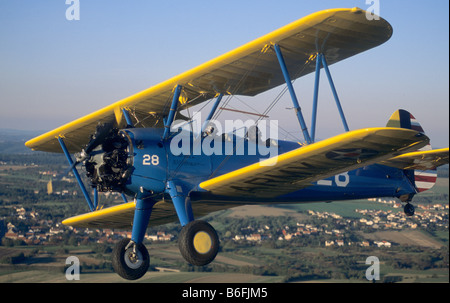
387 109 437 193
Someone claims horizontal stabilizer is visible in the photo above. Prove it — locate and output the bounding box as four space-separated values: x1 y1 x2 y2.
380 148 449 171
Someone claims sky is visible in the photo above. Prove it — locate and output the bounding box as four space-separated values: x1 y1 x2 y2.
0 0 448 147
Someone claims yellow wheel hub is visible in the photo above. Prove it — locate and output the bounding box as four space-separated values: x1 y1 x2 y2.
193 231 212 254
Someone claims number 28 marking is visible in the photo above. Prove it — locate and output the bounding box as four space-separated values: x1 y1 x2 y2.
143 154 160 166
317 172 350 187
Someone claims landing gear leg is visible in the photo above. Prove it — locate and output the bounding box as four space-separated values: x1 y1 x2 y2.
166 181 220 266
399 194 415 217
112 197 154 280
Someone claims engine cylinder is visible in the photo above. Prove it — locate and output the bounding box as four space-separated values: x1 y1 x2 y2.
84 129 133 192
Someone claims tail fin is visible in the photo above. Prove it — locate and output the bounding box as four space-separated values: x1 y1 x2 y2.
387 109 426 135
387 109 436 193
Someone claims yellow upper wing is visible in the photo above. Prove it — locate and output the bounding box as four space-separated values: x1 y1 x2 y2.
62 198 237 229
199 128 428 198
26 8 392 153
381 148 449 170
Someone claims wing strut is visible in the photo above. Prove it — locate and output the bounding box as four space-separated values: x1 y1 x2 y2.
58 137 95 212
163 85 182 140
201 93 223 136
122 108 134 128
311 53 349 142
274 44 312 144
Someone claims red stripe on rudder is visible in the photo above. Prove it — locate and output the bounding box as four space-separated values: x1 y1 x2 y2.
415 175 437 183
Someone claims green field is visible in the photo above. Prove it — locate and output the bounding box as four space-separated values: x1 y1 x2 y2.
275 177 448 218
1 262 447 283
275 200 398 218
0 269 285 283
1 145 448 283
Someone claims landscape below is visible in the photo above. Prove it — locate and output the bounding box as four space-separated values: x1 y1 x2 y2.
0 130 448 283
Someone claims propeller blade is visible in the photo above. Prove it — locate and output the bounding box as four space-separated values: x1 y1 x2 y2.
85 122 114 154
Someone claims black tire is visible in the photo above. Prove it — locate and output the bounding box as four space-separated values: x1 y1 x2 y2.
178 220 219 266
112 238 149 280
404 203 415 216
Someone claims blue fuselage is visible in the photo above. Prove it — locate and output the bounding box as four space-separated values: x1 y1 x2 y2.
122 128 416 204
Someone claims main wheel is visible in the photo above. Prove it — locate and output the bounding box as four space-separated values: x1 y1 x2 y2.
178 220 219 266
112 238 149 280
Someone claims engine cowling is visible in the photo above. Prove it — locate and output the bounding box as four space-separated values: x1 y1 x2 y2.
84 128 133 192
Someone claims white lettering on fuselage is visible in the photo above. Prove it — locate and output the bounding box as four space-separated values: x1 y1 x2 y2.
142 154 159 166
317 172 350 187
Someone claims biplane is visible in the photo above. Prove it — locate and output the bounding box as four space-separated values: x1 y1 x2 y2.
25 8 449 280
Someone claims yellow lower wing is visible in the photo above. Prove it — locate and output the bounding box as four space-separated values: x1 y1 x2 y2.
200 128 429 198
62 201 136 229
62 200 242 229
62 200 178 229
62 128 429 229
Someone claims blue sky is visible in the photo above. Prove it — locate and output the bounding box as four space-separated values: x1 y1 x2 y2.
0 0 448 147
